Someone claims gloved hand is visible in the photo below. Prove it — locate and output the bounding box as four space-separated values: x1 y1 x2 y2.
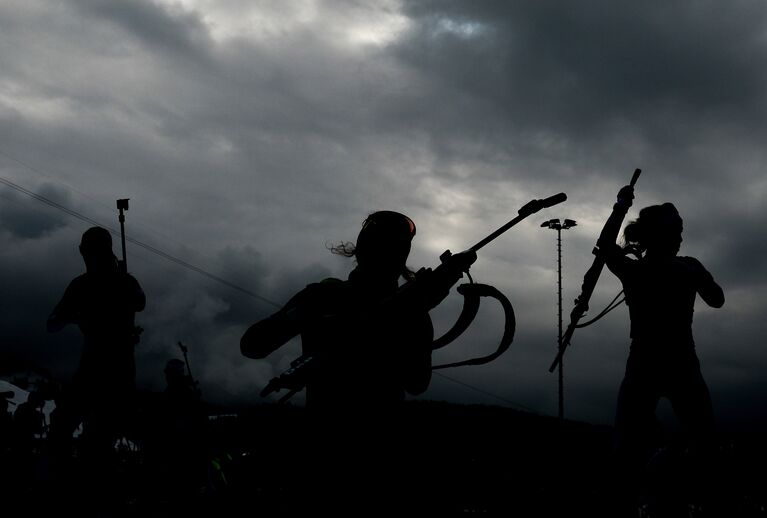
617 185 635 207
436 249 477 284
413 250 477 310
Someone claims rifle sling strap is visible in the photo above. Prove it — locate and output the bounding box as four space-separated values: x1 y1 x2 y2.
432 283 516 370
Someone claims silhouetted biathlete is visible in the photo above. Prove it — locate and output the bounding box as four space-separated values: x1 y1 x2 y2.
241 210 475 411
603 189 724 467
240 211 475 515
46 226 146 460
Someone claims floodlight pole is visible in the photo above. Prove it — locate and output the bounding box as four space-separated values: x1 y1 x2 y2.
541 218 576 419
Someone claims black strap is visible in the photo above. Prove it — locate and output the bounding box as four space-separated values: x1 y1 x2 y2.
432 283 516 370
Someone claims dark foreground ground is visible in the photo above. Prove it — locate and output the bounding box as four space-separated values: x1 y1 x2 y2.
1 400 765 517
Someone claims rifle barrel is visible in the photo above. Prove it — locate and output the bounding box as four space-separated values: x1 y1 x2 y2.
469 193 567 252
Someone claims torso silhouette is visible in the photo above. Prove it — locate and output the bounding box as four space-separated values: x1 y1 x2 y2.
623 256 698 346
607 253 722 357
50 268 145 390
245 268 433 410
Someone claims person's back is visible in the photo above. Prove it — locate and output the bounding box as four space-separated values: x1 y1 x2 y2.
241 211 466 412
621 256 710 347
605 200 724 514
240 211 475 515
606 203 724 354
290 274 434 411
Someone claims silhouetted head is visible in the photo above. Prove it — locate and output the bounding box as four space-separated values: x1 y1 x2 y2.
331 211 416 281
623 203 683 257
79 226 117 271
355 211 416 279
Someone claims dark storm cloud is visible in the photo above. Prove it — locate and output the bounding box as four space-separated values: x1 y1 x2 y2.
396 1 767 142
72 0 212 61
0 200 89 382
0 184 70 239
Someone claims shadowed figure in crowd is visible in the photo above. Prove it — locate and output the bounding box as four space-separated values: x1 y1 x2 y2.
0 392 14 496
240 210 475 514
0 391 13 463
141 358 208 506
46 227 145 482
12 390 47 489
13 390 46 452
603 191 725 512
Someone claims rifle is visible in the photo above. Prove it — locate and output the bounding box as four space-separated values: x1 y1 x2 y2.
260 192 567 400
548 169 641 372
178 341 202 397
259 355 314 403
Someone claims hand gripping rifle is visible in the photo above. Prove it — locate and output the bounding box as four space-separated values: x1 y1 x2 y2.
548 169 641 373
260 192 567 400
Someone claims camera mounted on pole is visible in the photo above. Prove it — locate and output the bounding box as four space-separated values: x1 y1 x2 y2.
116 198 130 274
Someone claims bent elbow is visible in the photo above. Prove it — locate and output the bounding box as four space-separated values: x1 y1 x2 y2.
707 286 725 308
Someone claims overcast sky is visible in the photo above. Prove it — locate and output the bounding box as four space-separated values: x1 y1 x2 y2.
1 0 765 428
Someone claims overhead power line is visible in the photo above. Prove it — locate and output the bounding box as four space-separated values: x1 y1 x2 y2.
0 175 281 309
432 371 539 414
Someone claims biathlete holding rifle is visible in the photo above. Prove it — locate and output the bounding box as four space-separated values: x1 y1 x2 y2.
602 187 724 512
240 211 475 515
244 194 567 409
240 197 565 515
240 210 476 412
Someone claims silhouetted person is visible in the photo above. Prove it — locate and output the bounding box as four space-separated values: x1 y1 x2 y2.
142 358 207 507
604 191 724 513
0 392 13 463
46 226 145 484
0 391 12 440
0 392 15 498
13 390 46 451
240 211 475 514
11 390 48 491
242 211 474 410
